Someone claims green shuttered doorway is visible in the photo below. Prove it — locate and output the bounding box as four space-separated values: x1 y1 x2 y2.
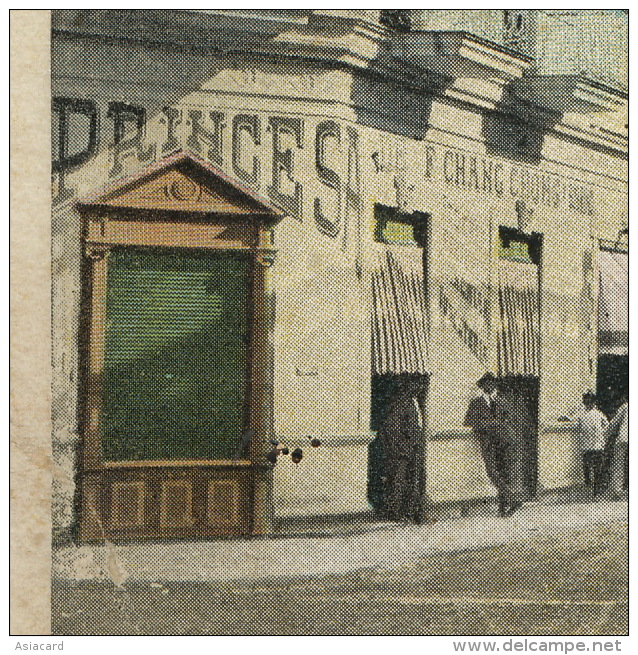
102 248 249 462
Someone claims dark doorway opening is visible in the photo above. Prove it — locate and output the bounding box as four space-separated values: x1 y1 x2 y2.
596 354 628 419
369 204 430 521
495 226 542 502
368 373 428 519
369 374 400 511
497 374 540 501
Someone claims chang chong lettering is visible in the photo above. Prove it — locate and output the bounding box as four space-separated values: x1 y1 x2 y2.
440 147 594 217
51 97 595 219
383 144 596 218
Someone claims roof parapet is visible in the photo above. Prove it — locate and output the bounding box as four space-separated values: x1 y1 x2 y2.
390 31 533 81
512 74 628 115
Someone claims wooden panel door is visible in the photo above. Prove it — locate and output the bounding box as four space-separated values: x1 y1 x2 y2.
80 247 255 541
81 464 253 541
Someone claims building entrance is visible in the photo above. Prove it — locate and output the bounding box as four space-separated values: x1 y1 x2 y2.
76 152 283 541
368 206 430 521
596 247 628 419
596 355 628 419
495 227 542 500
496 374 540 500
368 374 428 520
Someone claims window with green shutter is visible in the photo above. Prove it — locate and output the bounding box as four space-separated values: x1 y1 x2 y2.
102 247 249 462
498 226 542 265
373 204 428 247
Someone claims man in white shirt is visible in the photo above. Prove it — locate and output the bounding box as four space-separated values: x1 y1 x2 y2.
576 392 609 498
604 396 628 498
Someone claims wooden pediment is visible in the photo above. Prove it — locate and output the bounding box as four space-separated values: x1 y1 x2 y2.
77 150 284 222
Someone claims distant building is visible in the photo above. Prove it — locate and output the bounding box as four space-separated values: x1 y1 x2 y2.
410 9 628 89
50 10 627 542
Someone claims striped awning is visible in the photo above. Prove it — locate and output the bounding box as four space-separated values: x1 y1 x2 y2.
598 249 628 355
496 258 541 376
371 247 430 375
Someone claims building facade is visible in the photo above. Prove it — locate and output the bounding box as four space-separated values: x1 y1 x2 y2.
50 10 628 540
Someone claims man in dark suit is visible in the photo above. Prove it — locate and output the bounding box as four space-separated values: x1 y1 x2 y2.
464 372 518 516
381 376 424 522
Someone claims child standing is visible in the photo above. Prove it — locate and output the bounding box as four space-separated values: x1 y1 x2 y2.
576 392 609 498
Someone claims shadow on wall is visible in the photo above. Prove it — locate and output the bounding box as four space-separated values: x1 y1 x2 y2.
52 9 320 207
482 83 562 165
348 28 561 164
349 36 453 141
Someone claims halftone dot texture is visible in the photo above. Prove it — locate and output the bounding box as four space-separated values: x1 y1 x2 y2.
52 521 627 635
50 10 627 636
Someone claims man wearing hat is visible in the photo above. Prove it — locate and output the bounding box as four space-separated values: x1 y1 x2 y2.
464 372 518 516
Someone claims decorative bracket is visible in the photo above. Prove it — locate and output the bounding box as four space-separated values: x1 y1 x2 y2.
84 244 108 261
394 174 415 213
515 199 534 232
255 248 277 268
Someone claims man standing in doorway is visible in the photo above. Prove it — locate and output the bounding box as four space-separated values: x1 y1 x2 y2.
380 376 424 522
604 395 628 499
464 372 517 516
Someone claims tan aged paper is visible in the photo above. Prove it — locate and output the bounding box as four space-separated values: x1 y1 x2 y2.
10 8 629 642
10 10 52 636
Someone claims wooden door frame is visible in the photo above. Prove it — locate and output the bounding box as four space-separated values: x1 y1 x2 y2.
74 152 283 541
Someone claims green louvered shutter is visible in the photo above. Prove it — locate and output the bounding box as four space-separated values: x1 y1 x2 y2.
102 248 249 461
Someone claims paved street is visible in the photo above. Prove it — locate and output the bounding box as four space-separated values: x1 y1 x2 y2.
53 492 628 583
52 519 628 636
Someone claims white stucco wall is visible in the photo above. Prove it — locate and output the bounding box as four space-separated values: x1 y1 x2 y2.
50 19 627 532
51 35 376 528
356 87 626 501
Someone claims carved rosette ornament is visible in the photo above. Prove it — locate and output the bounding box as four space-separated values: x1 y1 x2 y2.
165 178 201 202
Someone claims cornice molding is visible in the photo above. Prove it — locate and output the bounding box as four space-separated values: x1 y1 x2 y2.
52 10 628 157
512 74 628 115
391 31 533 82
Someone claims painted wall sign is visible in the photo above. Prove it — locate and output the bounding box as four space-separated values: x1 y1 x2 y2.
51 98 360 243
438 277 491 365
376 143 596 217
